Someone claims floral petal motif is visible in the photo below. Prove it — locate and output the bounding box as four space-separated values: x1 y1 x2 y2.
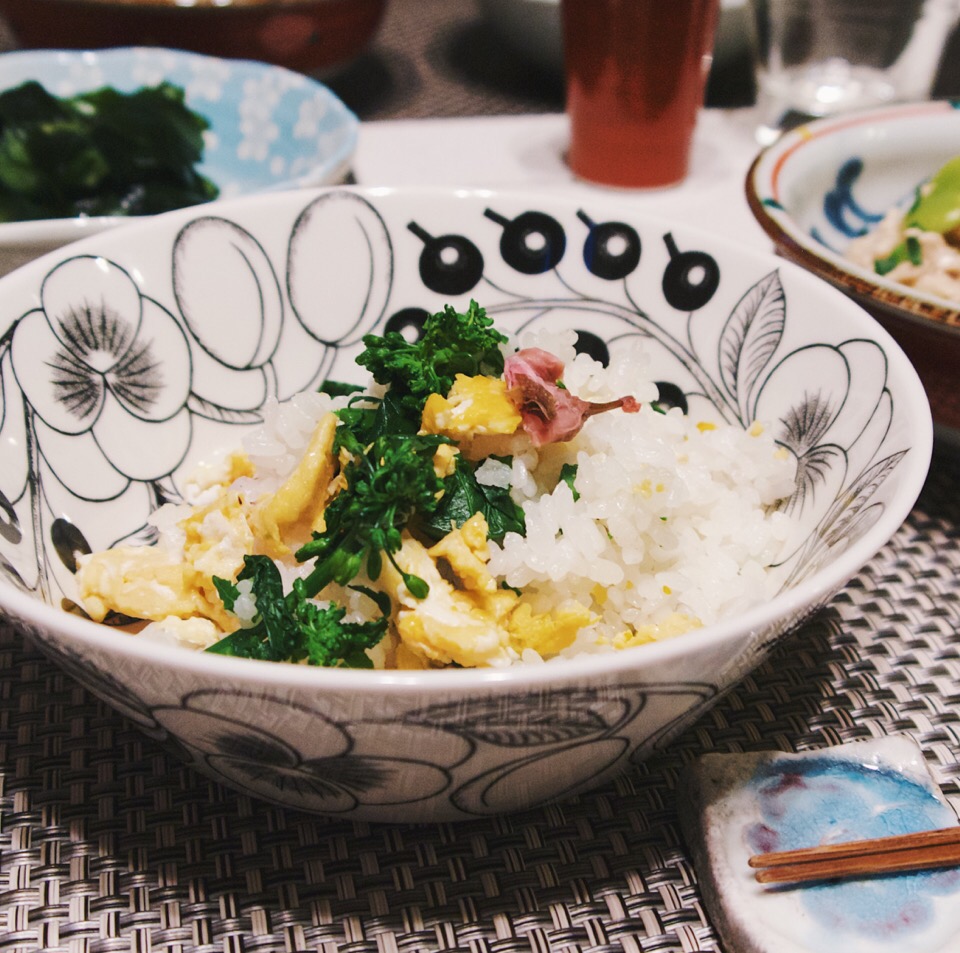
268 310 333 400
12 309 105 434
353 718 473 769
109 300 192 423
155 691 352 759
412 689 629 748
846 387 894 488
787 442 847 518
13 264 191 437
34 417 130 502
173 217 284 369
720 270 786 424
40 255 143 357
151 691 462 813
93 403 192 481
755 345 851 453
188 345 268 413
207 750 362 813
824 340 890 455
287 191 392 345
453 737 629 815
40 474 151 568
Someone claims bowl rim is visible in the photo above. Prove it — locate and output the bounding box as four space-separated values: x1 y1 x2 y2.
0 214 128 249
0 45 359 246
0 183 935 693
745 100 960 337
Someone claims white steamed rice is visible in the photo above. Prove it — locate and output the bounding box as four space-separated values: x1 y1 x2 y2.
138 324 798 665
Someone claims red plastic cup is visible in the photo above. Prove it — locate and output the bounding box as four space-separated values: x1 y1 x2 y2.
562 0 720 189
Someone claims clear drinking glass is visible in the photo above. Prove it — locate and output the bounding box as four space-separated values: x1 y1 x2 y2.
752 0 960 143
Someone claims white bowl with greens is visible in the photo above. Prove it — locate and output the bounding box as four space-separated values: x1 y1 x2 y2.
0 46 358 275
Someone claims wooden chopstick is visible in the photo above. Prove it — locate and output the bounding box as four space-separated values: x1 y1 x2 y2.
749 826 960 884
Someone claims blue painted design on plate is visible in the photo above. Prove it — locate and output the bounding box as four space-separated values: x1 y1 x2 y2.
823 158 886 240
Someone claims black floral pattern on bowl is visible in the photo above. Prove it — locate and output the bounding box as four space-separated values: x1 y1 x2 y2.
0 188 916 817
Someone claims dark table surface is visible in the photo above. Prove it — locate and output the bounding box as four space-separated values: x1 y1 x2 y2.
2 3 960 952
307 0 960 121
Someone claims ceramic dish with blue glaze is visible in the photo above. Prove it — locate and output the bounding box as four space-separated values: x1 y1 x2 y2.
746 100 960 436
0 46 358 276
680 737 960 953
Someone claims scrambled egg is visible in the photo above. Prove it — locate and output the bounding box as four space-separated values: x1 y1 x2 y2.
76 412 343 634
377 513 594 668
77 491 253 631
77 386 598 668
249 412 338 557
421 374 521 441
602 613 702 650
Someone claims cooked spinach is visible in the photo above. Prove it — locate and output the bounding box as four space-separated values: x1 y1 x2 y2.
421 457 526 545
0 80 219 221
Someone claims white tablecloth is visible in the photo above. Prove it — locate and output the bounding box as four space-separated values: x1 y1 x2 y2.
353 109 772 251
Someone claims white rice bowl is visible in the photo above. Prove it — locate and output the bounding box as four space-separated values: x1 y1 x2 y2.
0 186 931 820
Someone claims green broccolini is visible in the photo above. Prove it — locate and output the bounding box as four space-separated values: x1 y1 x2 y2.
206 301 526 667
208 556 386 668
357 300 509 417
295 430 451 599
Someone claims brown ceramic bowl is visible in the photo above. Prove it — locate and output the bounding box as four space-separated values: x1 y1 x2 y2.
746 101 960 438
0 0 387 74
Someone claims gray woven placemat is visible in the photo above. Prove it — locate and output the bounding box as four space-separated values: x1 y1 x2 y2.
2 444 958 953
1 0 960 943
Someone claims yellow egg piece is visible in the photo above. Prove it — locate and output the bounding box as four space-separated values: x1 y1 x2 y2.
421 374 521 440
77 486 257 632
250 411 339 556
506 600 594 657
375 513 594 668
607 612 702 649
76 545 204 624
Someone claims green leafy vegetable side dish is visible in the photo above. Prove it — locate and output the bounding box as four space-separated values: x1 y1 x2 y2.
0 80 219 221
206 301 527 666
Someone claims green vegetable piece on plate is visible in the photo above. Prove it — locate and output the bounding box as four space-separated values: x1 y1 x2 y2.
295 431 448 599
421 456 526 544
905 156 960 242
356 299 508 418
559 462 581 500
874 234 923 276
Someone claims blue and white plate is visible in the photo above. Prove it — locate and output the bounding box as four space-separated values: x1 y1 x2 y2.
0 46 358 274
